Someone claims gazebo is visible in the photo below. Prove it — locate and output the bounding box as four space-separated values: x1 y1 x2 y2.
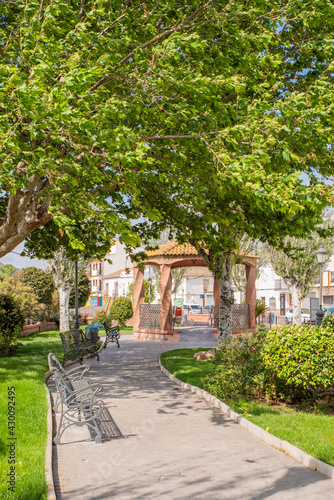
132 242 257 341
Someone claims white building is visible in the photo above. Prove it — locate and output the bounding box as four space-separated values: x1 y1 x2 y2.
256 258 334 319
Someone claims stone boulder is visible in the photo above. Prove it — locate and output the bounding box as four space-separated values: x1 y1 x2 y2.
193 349 216 362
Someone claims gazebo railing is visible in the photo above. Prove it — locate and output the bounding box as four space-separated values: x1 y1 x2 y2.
214 304 250 330
139 304 161 330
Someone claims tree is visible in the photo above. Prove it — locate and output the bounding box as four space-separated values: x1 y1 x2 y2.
264 233 334 325
0 276 39 321
0 294 25 357
1 0 333 265
109 297 133 328
19 267 55 305
69 272 90 309
232 237 270 298
48 249 86 331
0 264 17 282
1 1 334 341
128 279 156 304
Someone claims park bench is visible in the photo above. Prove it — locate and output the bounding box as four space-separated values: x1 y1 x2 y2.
59 329 100 366
48 353 94 412
48 355 104 444
102 321 120 349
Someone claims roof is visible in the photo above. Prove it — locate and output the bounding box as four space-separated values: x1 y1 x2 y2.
104 269 133 279
146 241 199 257
146 241 258 259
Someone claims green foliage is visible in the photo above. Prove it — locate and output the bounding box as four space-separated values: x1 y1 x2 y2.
1 0 334 265
127 279 156 303
94 310 108 325
255 299 269 318
321 314 334 330
19 267 55 305
0 264 17 281
109 297 133 328
263 325 334 399
69 272 90 308
203 328 269 401
0 294 24 357
0 276 39 320
265 231 334 302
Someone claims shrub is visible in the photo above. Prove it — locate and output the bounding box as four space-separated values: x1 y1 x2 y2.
255 299 269 318
263 324 334 400
0 294 24 357
203 326 269 401
108 297 133 328
321 314 334 330
94 310 108 325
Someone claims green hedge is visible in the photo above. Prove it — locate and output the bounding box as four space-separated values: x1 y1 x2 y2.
203 324 334 404
263 324 334 399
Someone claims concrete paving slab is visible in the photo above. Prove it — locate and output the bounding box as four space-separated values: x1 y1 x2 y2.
50 328 334 499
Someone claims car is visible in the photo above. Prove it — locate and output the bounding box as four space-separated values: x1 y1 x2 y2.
323 306 334 317
183 304 202 314
203 305 214 314
285 308 310 324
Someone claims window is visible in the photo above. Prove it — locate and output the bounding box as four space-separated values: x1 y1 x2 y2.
323 296 333 305
203 279 209 293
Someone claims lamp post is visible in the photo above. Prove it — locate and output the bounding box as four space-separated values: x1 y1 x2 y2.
73 261 80 331
148 276 152 303
316 247 327 326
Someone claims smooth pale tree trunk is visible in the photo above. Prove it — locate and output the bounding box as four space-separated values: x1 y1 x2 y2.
290 283 302 325
217 254 234 343
196 244 234 343
58 286 72 331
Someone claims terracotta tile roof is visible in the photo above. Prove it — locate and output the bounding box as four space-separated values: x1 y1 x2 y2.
146 241 258 259
146 241 199 257
104 269 133 279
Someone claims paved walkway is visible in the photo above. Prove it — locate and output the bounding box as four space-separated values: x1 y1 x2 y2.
51 328 334 499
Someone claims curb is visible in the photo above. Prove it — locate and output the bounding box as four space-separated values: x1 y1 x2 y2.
158 357 334 481
44 376 56 500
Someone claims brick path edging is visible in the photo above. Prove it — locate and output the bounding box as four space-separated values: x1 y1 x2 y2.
158 356 334 481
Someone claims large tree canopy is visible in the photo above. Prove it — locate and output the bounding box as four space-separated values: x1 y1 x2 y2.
1 0 334 262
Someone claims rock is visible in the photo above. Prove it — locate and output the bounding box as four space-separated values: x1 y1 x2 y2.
193 349 216 361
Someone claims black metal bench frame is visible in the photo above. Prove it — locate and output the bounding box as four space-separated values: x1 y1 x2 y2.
59 329 100 366
102 321 120 349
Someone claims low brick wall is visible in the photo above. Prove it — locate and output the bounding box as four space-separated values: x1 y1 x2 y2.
18 322 58 338
186 313 210 324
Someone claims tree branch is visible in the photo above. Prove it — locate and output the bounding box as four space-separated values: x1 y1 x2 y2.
78 0 88 20
140 130 223 141
89 0 213 92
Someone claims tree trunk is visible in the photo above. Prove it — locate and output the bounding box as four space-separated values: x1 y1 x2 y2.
290 283 302 325
217 254 234 343
58 286 72 331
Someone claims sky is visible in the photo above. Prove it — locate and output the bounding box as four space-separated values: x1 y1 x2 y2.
0 242 47 271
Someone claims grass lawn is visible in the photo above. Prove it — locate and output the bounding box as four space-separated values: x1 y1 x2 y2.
86 325 133 335
119 326 133 335
160 348 334 467
0 324 132 499
0 330 64 500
